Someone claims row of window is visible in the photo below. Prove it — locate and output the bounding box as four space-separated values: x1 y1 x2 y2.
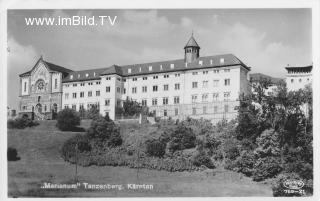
64 103 100 110
153 104 230 117
65 81 101 87
65 90 100 99
290 78 310 83
127 58 226 74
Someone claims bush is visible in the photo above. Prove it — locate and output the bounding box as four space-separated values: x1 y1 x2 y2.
272 173 312 197
87 116 122 147
56 109 80 131
253 157 282 181
223 139 240 160
7 116 39 129
168 123 196 152
61 134 91 162
7 147 20 161
233 151 255 176
145 139 166 158
192 152 215 169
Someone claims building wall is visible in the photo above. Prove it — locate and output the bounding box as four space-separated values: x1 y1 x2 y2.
62 64 249 122
286 73 312 91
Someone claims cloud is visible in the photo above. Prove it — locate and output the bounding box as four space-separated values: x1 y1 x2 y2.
7 38 38 109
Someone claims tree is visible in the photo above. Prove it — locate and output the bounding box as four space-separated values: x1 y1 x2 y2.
56 109 80 131
121 97 143 116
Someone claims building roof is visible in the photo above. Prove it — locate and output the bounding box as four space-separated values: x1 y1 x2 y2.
285 65 312 72
250 73 283 84
184 35 200 49
19 57 73 77
62 54 249 83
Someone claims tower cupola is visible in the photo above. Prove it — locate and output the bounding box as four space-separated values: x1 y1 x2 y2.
184 33 200 63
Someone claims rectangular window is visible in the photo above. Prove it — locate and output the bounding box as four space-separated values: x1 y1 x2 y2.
106 77 111 80
164 74 169 78
65 93 69 99
143 77 148 80
175 108 179 116
174 96 180 104
203 80 208 88
24 82 27 92
80 83 85 86
106 86 111 92
72 104 76 110
142 86 147 93
117 87 121 93
224 69 230 73
224 92 231 100
105 99 110 106
96 90 100 96
202 94 208 102
153 76 158 79
213 93 219 101
225 79 230 86
79 104 84 110
175 83 180 90
175 73 180 77
54 79 57 89
224 104 229 113
163 84 169 91
142 99 147 106
192 72 198 75
132 78 137 81
203 71 208 74
88 91 92 97
203 106 207 114
64 105 68 109
152 98 158 106
73 84 77 87
213 70 219 74
123 88 126 94
72 93 77 98
192 95 197 103
164 110 167 117
213 80 219 87
132 87 137 94
192 107 196 115
214 106 218 113
163 97 168 105
80 92 84 98
192 82 198 88
153 85 158 92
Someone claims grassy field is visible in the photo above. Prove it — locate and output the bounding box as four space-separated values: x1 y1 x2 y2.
7 120 272 197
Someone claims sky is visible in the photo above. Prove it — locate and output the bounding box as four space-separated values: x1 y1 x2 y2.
7 9 312 109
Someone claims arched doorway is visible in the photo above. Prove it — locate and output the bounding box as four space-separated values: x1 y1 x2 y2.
36 103 42 113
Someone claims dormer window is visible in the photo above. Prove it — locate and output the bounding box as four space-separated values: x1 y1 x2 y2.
220 58 225 64
170 64 174 69
185 62 188 67
160 65 163 70
210 59 213 65
93 72 96 77
70 75 73 79
78 74 80 78
149 66 152 71
128 68 131 74
199 60 203 65
85 73 89 77
139 67 141 72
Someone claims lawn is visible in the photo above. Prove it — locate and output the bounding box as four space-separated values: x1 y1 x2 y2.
7 120 272 197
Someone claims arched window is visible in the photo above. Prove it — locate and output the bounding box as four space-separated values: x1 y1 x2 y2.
291 79 294 83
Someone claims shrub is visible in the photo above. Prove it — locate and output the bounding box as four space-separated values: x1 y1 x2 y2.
61 134 91 162
253 157 282 181
7 147 20 161
87 116 122 147
223 138 240 160
192 152 215 169
272 173 312 197
234 151 255 176
145 139 166 158
168 123 196 152
7 116 39 129
56 109 80 131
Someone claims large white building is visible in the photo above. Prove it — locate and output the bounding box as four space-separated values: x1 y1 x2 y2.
285 65 312 91
19 35 251 122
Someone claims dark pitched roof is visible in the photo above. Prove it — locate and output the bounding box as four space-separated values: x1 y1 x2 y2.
62 54 250 83
285 65 312 72
250 73 283 84
184 35 200 48
19 57 73 77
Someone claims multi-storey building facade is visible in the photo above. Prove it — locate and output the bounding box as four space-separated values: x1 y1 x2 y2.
19 35 251 122
285 65 312 91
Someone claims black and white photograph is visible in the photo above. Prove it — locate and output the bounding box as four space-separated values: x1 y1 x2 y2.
1 0 320 199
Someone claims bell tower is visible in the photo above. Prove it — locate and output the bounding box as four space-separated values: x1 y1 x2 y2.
184 32 200 63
